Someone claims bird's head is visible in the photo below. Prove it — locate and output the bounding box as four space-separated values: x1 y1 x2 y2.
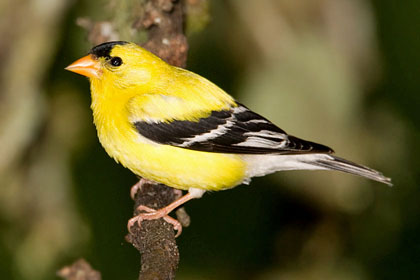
66 41 168 90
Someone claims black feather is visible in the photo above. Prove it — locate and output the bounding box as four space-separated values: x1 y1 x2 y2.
306 155 392 186
89 41 128 59
133 104 334 155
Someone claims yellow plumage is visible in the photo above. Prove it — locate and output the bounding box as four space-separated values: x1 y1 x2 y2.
88 43 245 191
65 41 390 234
65 41 391 191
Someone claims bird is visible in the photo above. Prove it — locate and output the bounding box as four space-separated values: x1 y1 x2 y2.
65 41 392 236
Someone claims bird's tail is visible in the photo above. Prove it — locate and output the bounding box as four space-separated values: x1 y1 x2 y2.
244 153 392 186
303 154 392 186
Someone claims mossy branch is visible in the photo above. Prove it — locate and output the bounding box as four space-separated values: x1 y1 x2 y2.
60 0 193 279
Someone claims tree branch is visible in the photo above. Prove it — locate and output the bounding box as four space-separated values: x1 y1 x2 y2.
69 1 189 280
125 1 188 279
126 182 181 280
57 259 101 280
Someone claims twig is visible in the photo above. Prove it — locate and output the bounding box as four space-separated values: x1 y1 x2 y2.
126 2 189 278
57 259 101 280
140 0 188 68
126 182 181 280
59 1 189 279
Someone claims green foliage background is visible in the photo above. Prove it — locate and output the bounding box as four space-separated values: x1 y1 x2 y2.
0 0 418 279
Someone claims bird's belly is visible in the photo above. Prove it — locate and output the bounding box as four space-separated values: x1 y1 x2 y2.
100 130 247 191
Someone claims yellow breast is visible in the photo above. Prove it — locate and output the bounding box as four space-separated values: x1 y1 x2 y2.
89 78 246 191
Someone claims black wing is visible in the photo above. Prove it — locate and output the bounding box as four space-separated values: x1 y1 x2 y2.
133 103 333 155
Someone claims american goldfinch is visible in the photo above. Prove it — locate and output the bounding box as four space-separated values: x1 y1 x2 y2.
66 41 391 235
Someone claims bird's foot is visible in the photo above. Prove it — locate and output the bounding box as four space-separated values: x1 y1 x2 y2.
130 178 156 200
127 205 183 237
128 192 198 237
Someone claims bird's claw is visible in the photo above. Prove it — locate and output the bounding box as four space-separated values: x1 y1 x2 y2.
127 205 183 237
130 178 156 200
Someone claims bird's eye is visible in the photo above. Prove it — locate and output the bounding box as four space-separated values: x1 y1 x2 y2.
110 56 123 67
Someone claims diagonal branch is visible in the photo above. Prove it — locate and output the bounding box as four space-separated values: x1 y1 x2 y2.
125 1 188 279
126 182 181 280
65 1 189 280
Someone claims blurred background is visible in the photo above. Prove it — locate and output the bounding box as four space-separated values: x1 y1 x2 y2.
0 0 418 279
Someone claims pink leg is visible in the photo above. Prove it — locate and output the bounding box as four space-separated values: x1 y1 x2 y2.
130 178 156 200
127 192 197 237
173 189 183 199
128 205 183 237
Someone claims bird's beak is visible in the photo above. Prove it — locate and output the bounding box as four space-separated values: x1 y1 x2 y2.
65 54 101 78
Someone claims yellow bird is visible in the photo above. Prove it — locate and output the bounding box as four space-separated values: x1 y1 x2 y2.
66 41 391 236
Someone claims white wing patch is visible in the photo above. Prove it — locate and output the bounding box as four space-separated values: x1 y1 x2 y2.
179 120 235 147
234 136 287 149
243 130 286 139
179 105 290 150
232 106 248 114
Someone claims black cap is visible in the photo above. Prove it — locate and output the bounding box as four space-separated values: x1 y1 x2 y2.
89 41 128 58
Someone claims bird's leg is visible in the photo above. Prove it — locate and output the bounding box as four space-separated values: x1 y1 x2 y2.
128 205 183 237
130 178 156 200
128 188 205 237
173 188 183 199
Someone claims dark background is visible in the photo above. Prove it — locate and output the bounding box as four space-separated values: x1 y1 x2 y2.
0 0 418 279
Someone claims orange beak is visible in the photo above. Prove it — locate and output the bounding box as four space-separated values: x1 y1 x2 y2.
65 54 101 78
